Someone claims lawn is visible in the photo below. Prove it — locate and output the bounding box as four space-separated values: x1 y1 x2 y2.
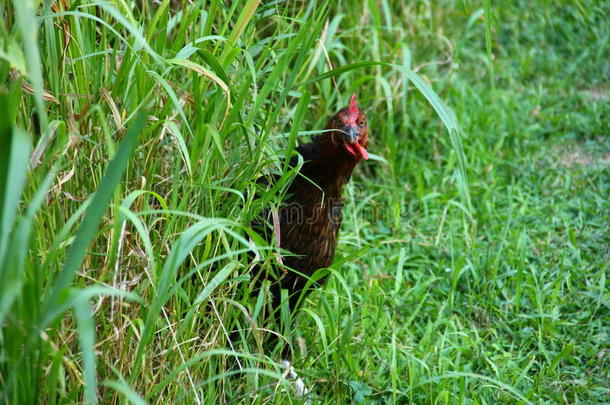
1 0 608 403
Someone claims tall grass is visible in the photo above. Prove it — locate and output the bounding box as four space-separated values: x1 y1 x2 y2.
1 0 608 403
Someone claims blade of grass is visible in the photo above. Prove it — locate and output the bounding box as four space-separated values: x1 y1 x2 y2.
12 0 47 132
72 296 98 405
166 58 231 128
41 111 147 327
284 90 311 171
101 380 148 405
0 165 57 326
219 0 262 67
164 120 193 177
410 372 534 405
94 1 162 62
483 0 495 90
132 219 249 374
0 127 31 273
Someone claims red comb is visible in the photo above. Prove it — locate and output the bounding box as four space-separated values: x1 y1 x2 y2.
349 93 358 115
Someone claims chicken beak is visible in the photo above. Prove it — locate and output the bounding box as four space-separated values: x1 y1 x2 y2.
343 126 360 143
341 126 369 160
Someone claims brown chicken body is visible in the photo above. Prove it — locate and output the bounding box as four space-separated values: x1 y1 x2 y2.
256 94 369 315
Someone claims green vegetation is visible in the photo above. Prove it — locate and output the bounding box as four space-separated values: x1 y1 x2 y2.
1 0 608 403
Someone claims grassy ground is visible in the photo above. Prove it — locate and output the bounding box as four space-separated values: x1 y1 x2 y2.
1 0 608 403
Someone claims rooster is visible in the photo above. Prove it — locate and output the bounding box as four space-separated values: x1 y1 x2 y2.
252 94 369 336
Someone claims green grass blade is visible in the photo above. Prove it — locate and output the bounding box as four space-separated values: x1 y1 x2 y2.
164 120 193 177
94 1 162 62
146 69 194 136
284 90 311 171
483 0 495 89
52 287 141 404
219 0 262 66
72 296 98 405
412 372 534 405
102 380 148 405
132 219 245 374
44 286 142 326
42 111 147 325
0 127 31 274
0 165 57 325
12 0 47 131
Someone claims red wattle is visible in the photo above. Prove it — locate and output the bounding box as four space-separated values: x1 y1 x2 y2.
344 141 368 160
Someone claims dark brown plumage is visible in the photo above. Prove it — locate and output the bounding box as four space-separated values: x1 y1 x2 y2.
254 94 369 320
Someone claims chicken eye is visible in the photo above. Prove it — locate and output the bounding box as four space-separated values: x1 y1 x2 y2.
358 119 366 127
